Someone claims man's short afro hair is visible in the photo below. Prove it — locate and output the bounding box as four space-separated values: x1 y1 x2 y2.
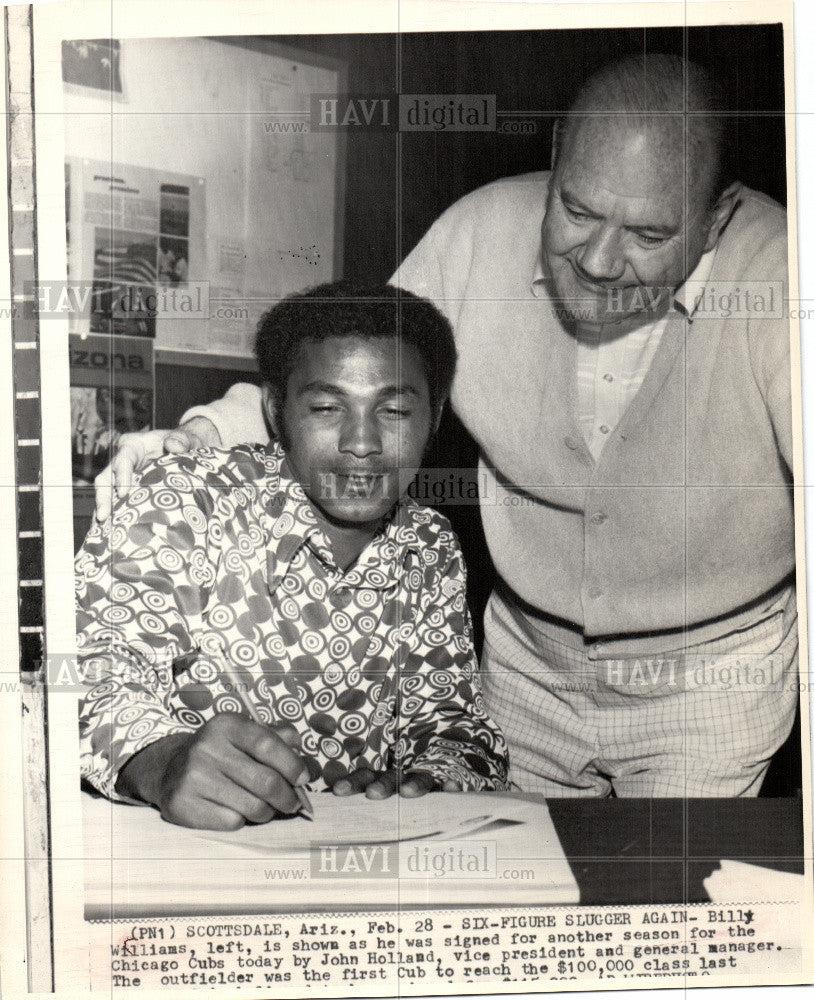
255 280 457 420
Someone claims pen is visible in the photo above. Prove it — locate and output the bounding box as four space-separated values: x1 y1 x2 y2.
219 660 314 820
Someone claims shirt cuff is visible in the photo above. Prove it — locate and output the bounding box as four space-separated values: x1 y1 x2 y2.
82 718 198 805
409 743 510 792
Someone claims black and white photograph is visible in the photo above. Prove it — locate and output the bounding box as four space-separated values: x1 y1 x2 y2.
0 0 812 997
61 38 122 94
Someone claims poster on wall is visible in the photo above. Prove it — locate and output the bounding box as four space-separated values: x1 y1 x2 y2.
65 157 205 346
61 38 123 93
69 333 154 489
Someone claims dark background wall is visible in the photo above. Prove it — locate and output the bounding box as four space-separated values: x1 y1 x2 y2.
158 20 788 633
150 23 797 793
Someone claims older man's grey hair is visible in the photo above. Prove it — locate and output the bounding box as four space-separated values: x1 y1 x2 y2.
555 53 733 208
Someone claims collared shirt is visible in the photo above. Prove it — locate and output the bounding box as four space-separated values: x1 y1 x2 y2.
532 248 718 461
76 442 509 801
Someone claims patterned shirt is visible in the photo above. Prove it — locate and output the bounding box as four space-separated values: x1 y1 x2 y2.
76 443 509 802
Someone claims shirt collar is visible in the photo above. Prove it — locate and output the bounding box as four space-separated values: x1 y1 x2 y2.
342 506 422 590
261 442 423 594
673 245 717 318
530 243 718 321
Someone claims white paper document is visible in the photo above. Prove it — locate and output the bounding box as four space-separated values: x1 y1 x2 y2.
704 859 805 904
82 792 579 916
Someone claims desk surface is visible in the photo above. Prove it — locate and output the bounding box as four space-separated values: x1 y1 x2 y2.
547 797 805 905
82 793 806 917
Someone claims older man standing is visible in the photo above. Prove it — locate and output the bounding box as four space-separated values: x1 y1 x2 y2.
96 54 798 797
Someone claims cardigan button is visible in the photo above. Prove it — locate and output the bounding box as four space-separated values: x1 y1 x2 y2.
564 436 579 450
590 512 608 525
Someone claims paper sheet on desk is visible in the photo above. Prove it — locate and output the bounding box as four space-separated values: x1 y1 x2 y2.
83 791 580 914
193 791 539 852
704 859 805 904
703 861 807 954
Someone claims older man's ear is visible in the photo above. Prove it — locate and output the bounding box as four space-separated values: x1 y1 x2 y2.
703 181 744 253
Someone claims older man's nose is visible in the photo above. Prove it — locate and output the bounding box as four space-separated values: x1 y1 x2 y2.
576 226 625 283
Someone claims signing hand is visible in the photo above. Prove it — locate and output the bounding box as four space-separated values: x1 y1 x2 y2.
331 767 461 800
93 415 221 522
116 714 310 830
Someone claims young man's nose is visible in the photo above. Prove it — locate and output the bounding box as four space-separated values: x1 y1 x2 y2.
339 414 383 457
575 225 625 283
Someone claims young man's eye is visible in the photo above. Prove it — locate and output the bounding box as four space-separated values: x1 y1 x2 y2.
310 404 341 414
380 407 411 419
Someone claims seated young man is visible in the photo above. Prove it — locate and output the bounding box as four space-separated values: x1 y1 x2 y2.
77 281 509 829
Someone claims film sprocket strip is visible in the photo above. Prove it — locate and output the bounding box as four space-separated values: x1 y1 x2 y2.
5 4 53 990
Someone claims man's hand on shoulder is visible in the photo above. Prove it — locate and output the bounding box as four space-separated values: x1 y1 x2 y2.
93 415 222 522
115 714 310 830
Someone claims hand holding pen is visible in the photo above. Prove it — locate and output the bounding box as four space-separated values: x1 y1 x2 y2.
115 662 313 830
219 660 314 822
115 711 313 830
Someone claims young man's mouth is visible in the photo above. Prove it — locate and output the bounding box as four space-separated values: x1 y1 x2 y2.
335 471 389 498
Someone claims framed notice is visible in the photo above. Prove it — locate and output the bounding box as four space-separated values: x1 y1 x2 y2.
65 158 205 345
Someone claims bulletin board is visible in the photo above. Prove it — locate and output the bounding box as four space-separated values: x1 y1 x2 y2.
62 35 347 366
